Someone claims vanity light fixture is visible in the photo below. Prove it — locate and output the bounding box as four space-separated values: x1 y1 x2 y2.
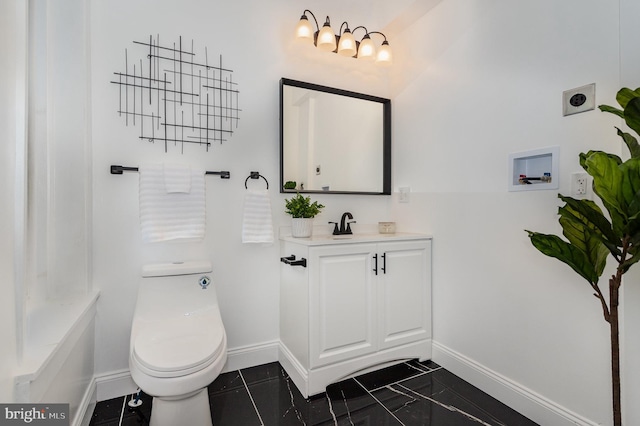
295 10 393 66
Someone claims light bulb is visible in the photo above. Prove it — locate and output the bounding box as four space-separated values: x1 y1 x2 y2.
357 35 376 60
337 30 356 57
295 15 314 44
316 18 336 52
375 41 392 66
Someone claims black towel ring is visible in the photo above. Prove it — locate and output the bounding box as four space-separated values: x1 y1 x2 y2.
245 171 269 189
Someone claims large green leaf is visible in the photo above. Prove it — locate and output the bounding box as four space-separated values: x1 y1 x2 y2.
599 104 624 119
580 150 621 170
583 153 640 238
580 152 626 236
625 233 640 273
558 195 619 248
604 199 629 238
625 193 640 239
616 128 640 159
558 205 609 278
622 249 640 273
526 231 599 284
624 97 640 138
583 152 627 222
619 158 640 221
615 87 640 109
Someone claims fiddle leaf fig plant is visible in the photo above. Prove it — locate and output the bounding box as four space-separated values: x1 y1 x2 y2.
526 87 640 426
284 193 325 218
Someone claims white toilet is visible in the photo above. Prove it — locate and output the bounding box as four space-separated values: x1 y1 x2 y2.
129 260 227 426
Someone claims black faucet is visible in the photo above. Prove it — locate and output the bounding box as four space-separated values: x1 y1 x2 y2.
329 212 356 235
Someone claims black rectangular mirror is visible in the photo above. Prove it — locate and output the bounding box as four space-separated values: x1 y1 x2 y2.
280 78 391 195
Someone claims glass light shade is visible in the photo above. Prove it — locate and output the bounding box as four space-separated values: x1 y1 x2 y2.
375 41 392 66
295 16 315 44
317 23 337 51
337 31 357 57
357 36 376 60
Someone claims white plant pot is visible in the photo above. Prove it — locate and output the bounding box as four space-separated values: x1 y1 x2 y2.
291 218 313 238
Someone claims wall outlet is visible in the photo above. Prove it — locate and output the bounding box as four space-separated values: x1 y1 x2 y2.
315 165 321 175
571 172 589 196
563 83 595 116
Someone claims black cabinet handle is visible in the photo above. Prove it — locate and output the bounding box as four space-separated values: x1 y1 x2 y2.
381 253 386 274
373 254 378 275
280 254 307 268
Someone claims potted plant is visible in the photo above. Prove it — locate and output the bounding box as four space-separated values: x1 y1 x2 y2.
526 87 640 426
285 193 325 237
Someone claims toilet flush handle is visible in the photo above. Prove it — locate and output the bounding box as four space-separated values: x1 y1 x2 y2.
199 276 211 289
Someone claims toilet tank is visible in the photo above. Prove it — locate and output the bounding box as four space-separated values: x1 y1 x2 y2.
135 260 218 321
142 260 212 277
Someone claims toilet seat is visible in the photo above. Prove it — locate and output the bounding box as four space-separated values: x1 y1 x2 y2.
132 315 225 378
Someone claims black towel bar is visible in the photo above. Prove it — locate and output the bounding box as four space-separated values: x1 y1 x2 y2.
110 164 230 179
245 171 269 189
280 255 307 268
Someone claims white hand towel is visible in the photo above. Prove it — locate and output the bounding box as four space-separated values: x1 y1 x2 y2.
139 163 206 243
242 189 274 244
163 163 192 193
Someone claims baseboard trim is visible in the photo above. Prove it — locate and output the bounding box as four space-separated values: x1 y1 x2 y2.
222 339 279 373
74 377 97 426
278 342 309 398
279 339 432 398
94 340 279 402
432 341 599 426
95 369 138 402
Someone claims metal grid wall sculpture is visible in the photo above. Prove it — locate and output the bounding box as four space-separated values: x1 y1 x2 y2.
111 35 240 153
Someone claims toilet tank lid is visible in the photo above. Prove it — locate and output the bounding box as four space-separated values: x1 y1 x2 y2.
142 260 212 277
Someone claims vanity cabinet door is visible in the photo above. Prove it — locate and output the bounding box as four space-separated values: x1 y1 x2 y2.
309 243 378 368
378 240 431 350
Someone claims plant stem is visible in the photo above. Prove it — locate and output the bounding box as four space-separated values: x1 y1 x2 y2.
610 236 628 426
591 281 610 322
610 273 621 426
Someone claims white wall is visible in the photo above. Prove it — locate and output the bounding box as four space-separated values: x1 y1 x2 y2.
392 0 624 425
90 0 397 377
0 0 23 403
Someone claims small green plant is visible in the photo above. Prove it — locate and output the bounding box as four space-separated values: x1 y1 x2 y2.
284 181 297 190
284 193 325 218
526 87 640 426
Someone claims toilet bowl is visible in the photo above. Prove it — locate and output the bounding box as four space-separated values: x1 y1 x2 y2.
129 261 227 426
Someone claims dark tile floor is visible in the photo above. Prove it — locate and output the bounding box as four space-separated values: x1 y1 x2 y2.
89 360 539 425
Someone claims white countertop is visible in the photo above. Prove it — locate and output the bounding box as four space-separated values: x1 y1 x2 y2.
280 232 432 246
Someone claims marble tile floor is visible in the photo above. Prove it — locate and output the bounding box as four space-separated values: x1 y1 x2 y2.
89 360 539 426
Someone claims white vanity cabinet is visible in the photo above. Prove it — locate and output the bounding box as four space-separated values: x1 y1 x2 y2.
279 234 432 398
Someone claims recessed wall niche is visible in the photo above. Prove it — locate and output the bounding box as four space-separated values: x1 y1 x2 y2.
508 146 559 192
111 35 241 153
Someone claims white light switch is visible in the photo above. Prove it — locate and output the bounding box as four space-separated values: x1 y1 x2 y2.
399 187 410 203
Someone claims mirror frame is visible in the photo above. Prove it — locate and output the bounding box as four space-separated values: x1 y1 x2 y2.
279 78 391 195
